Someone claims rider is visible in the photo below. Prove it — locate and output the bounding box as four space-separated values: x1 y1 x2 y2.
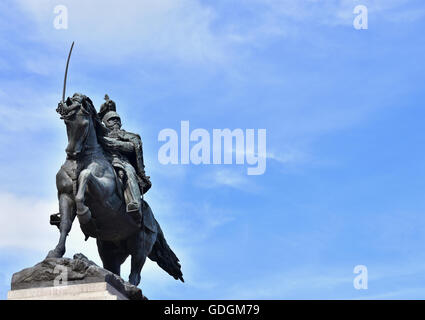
100 102 152 226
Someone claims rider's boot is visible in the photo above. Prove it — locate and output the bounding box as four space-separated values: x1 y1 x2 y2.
123 167 143 227
125 192 142 228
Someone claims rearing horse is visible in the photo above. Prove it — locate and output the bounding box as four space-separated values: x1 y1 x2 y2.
47 93 183 286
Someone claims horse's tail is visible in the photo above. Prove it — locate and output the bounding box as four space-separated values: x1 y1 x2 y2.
148 220 184 282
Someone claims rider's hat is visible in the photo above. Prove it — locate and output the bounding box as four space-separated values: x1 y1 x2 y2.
102 111 121 124
98 94 117 120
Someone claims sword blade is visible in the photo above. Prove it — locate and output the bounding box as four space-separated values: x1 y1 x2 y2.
62 41 75 102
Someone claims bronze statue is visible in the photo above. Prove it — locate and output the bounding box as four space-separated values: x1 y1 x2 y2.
46 43 183 287
47 93 183 286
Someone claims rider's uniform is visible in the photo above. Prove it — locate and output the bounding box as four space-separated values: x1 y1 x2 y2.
102 111 152 226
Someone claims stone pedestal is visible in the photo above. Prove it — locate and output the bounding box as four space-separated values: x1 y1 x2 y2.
8 282 128 300
7 253 146 300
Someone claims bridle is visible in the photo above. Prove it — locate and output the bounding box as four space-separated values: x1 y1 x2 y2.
65 102 101 160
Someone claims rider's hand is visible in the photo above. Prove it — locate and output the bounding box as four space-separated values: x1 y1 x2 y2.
102 136 117 148
56 101 65 113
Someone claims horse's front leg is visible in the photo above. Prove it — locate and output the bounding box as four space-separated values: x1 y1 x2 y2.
75 167 110 224
47 165 77 259
47 193 76 258
75 169 95 224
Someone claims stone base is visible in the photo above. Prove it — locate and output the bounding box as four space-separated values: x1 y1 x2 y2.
8 282 128 300
8 253 146 300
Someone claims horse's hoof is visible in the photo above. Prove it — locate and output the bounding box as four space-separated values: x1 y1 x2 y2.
46 248 65 259
129 273 141 286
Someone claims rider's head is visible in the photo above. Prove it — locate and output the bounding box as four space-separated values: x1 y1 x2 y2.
103 111 122 131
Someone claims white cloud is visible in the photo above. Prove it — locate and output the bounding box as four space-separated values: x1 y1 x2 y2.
213 169 248 188
228 0 421 44
24 54 63 76
0 192 197 296
256 0 413 25
223 266 353 299
0 193 57 250
195 168 257 191
223 259 425 299
0 192 103 264
267 149 307 165
0 88 62 133
17 0 224 64
13 0 424 69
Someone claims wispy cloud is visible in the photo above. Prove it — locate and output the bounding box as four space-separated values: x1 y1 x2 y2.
253 0 417 26
195 168 258 192
267 149 307 165
17 0 225 64
0 193 57 250
13 0 425 70
222 266 353 299
0 192 103 263
0 191 195 297
0 88 61 133
223 259 425 299
220 0 424 46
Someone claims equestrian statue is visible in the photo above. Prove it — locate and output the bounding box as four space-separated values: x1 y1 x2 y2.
46 43 183 287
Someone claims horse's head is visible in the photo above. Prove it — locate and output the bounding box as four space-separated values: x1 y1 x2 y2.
57 93 98 159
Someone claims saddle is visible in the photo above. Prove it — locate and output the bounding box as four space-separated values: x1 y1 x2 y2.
51 159 157 234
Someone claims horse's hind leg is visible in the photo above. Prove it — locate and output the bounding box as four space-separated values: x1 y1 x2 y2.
128 228 156 286
97 239 128 276
129 248 145 285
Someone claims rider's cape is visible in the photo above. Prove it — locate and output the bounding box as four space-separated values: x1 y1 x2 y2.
141 199 157 233
123 130 152 194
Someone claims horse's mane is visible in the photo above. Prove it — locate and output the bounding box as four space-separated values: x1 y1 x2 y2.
70 93 109 142
83 96 109 137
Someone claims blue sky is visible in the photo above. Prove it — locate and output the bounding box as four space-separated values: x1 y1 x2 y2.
1 0 425 299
